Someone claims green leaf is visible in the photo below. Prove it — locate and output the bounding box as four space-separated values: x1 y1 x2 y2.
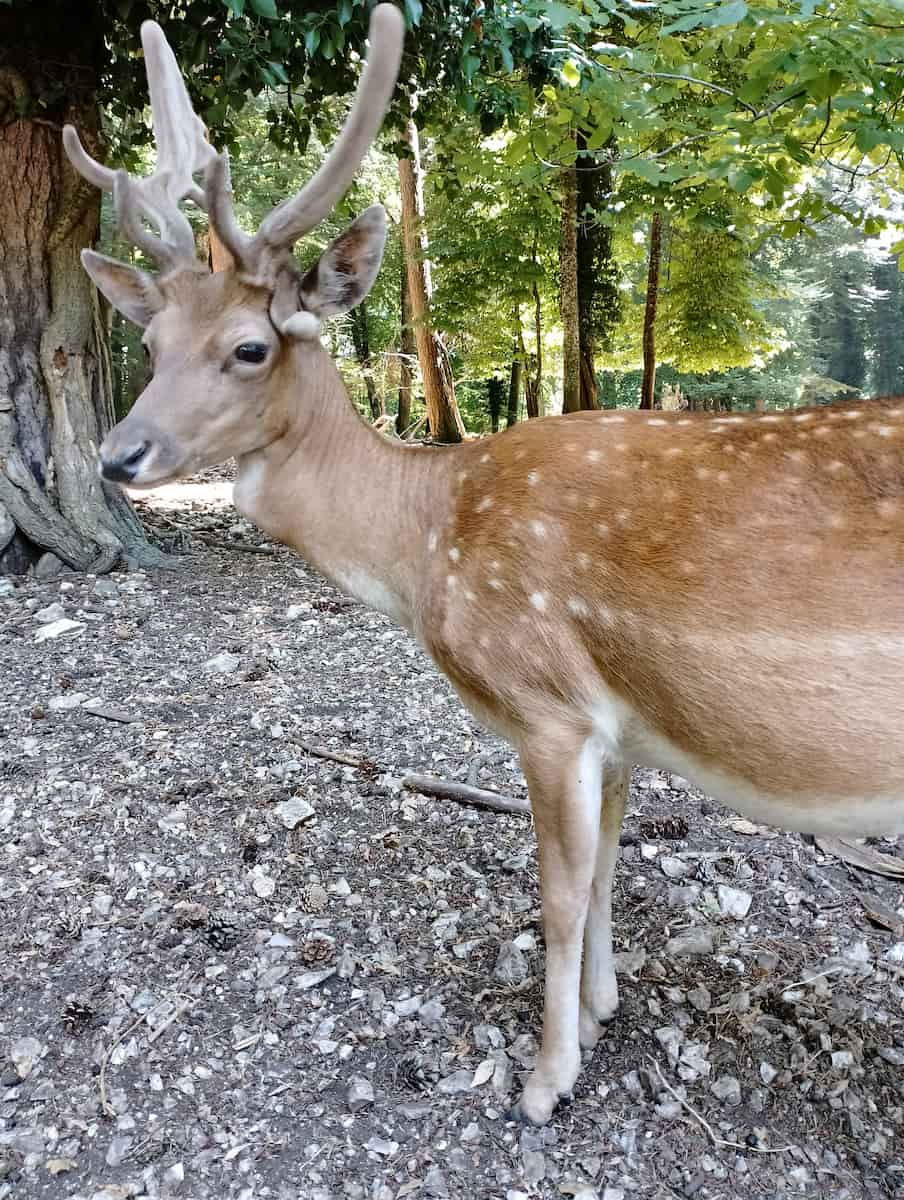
543 1 588 33
249 0 278 18
224 0 246 15
704 1 748 29
403 0 423 28
337 0 353 27
561 59 581 88
267 60 288 85
304 26 321 55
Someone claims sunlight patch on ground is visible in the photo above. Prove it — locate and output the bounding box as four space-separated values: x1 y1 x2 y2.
126 477 235 511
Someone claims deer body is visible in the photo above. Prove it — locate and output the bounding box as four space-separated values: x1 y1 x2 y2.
63 6 904 1126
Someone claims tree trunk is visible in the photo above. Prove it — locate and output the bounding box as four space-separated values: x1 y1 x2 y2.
349 301 382 420
640 210 663 411
398 121 464 443
397 267 415 435
507 336 521 428
559 162 581 414
486 376 504 434
522 276 543 419
0 99 157 576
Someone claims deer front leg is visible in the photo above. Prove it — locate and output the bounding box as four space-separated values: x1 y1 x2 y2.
579 762 628 1050
513 733 602 1126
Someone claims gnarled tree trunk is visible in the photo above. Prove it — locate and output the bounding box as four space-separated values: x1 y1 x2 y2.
350 301 382 420
398 120 463 443
0 86 157 576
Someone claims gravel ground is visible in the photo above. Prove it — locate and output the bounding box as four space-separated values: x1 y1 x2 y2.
1 473 903 1200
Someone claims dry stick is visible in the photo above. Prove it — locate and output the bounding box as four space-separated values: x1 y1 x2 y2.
649 1059 795 1155
402 773 531 817
99 973 198 1116
293 739 371 769
292 742 528 815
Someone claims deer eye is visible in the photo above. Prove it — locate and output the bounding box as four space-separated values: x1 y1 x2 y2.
235 342 269 364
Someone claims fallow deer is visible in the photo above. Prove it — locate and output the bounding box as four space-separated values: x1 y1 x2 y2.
64 5 904 1125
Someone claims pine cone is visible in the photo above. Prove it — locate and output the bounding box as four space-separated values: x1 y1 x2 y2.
639 815 689 842
205 909 241 951
62 994 95 1027
55 912 83 940
300 936 334 967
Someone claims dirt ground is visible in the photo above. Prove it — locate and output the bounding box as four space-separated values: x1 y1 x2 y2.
1 473 902 1200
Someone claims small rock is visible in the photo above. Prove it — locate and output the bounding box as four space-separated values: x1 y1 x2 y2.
92 892 114 919
93 578 120 599
106 1134 133 1166
286 603 313 620
274 797 315 829
717 885 752 919
250 868 276 899
666 928 714 957
204 651 241 674
438 1069 473 1095
35 617 83 641
710 1075 741 1105
0 578 15 596
830 1050 854 1070
10 1036 43 1079
347 1076 375 1111
45 1158 78 1175
759 1062 778 1085
493 941 528 986
34 601 65 623
424 1166 449 1197
522 1149 546 1184
660 856 688 879
688 984 711 1012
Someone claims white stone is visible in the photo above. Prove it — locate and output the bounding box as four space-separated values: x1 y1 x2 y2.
34 618 83 642
717 885 752 919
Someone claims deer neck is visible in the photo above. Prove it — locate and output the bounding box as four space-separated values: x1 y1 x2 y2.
233 340 453 631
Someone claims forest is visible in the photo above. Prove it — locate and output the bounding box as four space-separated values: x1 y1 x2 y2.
1 0 903 573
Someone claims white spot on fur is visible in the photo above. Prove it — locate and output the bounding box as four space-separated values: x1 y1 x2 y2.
826 460 845 473
843 410 863 420
596 523 610 538
480 453 491 463
489 560 501 571
695 467 711 481
427 530 438 553
586 449 602 463
647 418 667 426
874 425 895 438
530 591 547 611
527 470 540 486
488 578 503 590
878 499 899 519
475 496 494 513
447 574 457 589
717 470 730 484
616 510 631 526
568 597 589 616
577 552 591 569
531 520 546 538
793 412 814 423
448 546 460 562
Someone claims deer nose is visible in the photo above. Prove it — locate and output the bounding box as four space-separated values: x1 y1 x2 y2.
100 441 150 483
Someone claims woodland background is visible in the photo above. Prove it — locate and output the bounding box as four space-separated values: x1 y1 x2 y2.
0 0 903 571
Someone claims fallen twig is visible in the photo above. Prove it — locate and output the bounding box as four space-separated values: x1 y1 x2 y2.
196 536 278 556
293 739 371 769
402 773 530 817
649 1059 795 1155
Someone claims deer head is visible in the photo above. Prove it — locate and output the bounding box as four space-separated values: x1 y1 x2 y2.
65 4 404 486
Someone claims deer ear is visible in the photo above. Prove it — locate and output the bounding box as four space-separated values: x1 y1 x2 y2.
81 249 163 329
298 205 387 321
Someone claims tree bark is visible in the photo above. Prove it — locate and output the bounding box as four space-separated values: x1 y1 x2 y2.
349 301 382 420
0 98 157 576
506 337 521 428
398 121 464 443
640 210 663 411
522 277 542 418
397 266 414 435
486 376 504 433
559 162 581 414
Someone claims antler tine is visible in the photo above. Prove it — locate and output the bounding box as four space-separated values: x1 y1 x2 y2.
204 152 254 267
253 3 405 254
64 20 220 271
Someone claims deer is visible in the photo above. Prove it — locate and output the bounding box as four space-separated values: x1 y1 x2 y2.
63 4 904 1126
